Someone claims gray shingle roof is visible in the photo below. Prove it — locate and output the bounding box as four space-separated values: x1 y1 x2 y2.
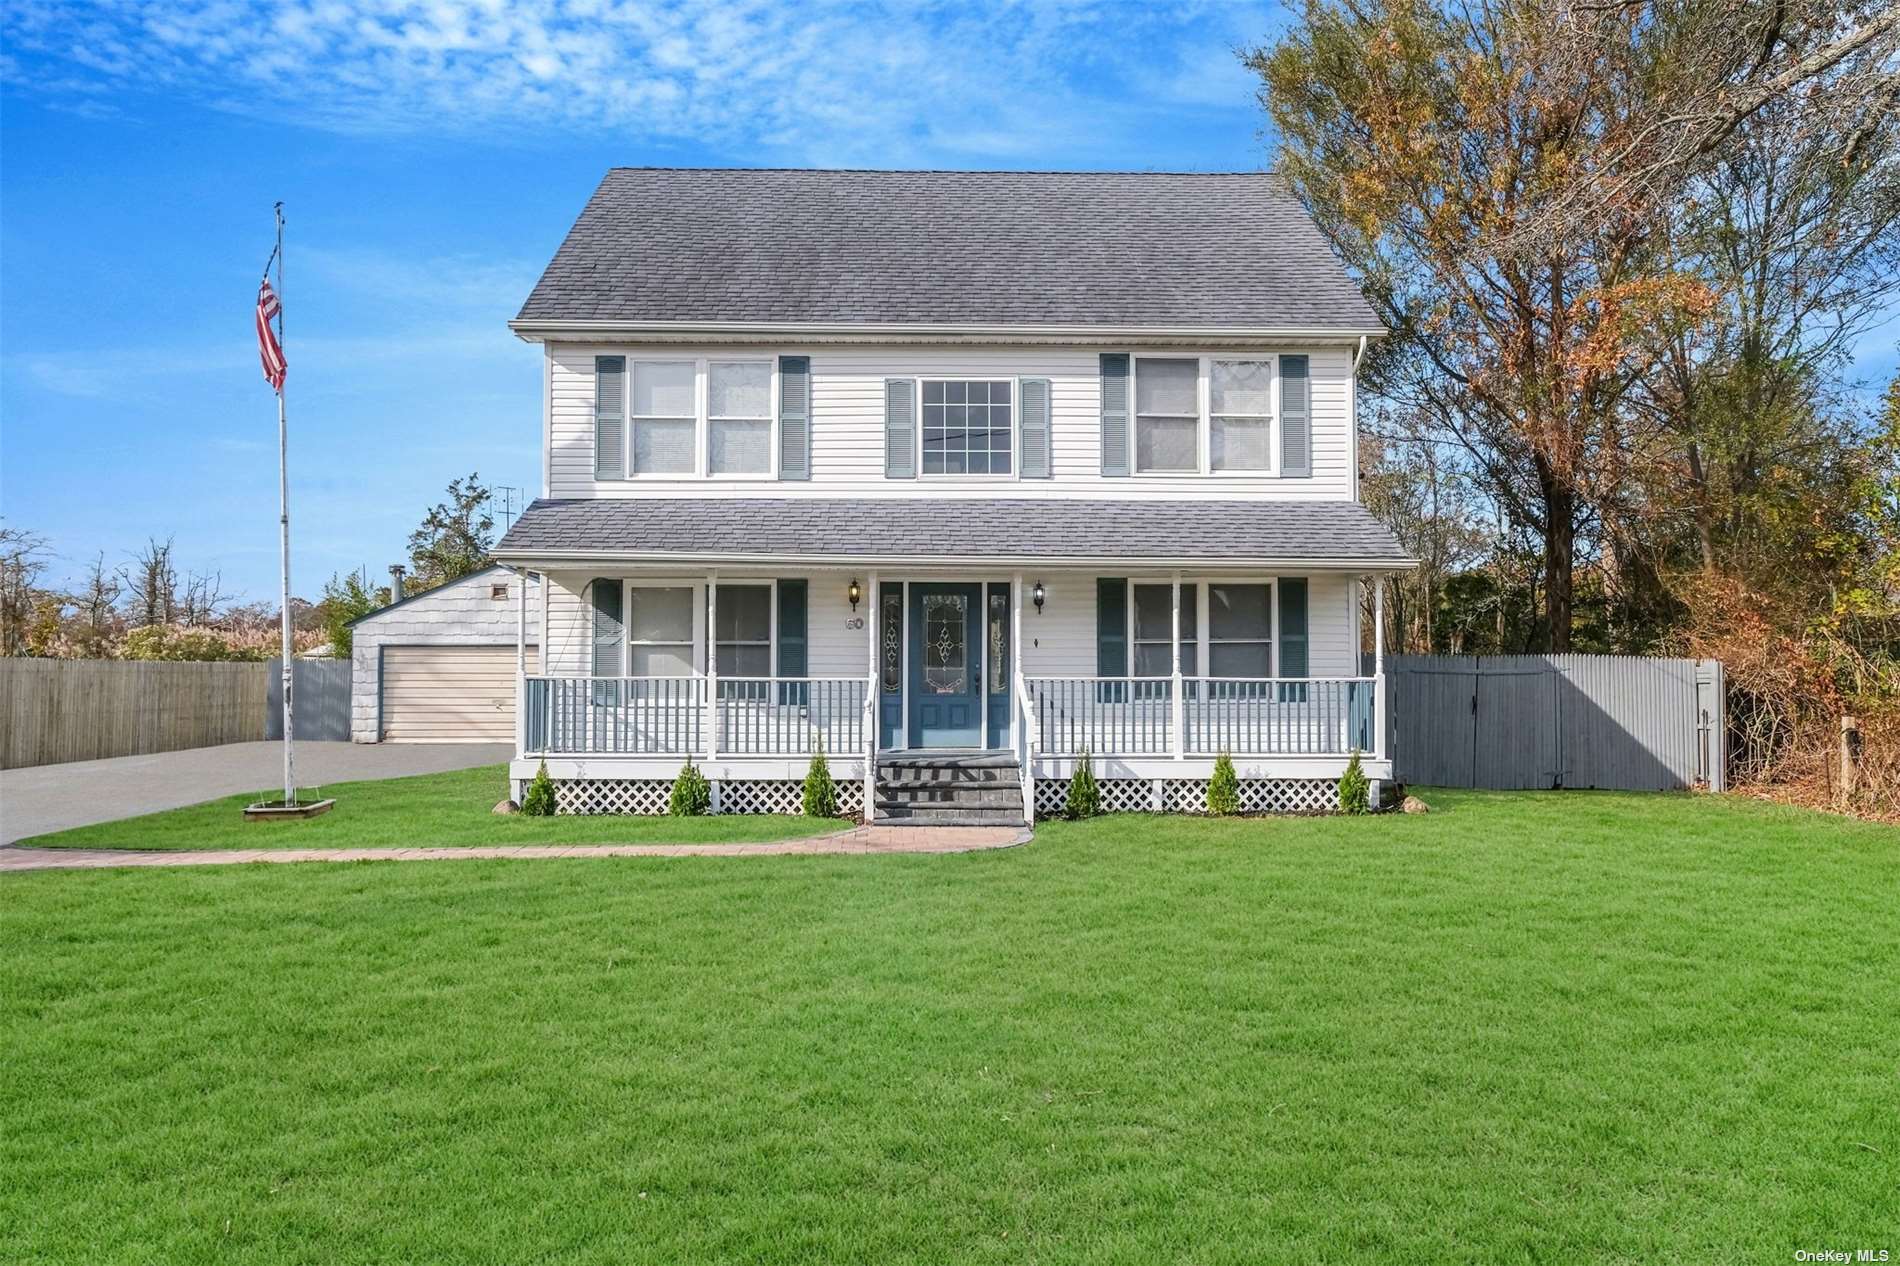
515 169 1382 331
495 498 1413 567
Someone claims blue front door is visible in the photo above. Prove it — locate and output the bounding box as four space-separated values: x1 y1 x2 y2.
908 583 984 748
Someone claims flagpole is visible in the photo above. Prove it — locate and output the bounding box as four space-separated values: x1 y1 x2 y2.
274 200 296 806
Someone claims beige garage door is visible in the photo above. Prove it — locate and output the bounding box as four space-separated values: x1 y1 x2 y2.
381 645 539 742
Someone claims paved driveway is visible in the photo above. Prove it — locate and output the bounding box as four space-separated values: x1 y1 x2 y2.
0 742 511 844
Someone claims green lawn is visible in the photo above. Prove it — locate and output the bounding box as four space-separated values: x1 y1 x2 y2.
17 764 840 849
4 791 1895 1264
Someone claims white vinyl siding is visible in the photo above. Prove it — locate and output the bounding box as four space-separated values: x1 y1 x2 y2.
543 571 1357 686
547 344 1356 500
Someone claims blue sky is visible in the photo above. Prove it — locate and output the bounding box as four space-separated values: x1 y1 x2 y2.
0 0 1281 601
1 1 1893 602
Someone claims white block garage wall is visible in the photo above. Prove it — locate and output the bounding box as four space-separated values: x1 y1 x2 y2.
350 570 542 742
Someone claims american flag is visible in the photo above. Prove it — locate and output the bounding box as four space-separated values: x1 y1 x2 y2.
255 275 286 392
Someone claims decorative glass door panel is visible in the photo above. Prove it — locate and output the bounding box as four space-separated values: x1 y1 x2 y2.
908 583 984 747
923 594 968 693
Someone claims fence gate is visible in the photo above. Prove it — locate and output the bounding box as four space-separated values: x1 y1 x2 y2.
1388 655 1725 792
265 658 351 742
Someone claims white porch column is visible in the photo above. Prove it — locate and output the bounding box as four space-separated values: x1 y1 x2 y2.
1170 570 1185 760
514 566 529 775
1014 571 1032 824
863 568 878 824
1372 574 1388 762
704 571 718 762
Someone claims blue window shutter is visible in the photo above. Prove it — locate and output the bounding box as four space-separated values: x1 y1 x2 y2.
1100 354 1129 477
594 356 625 479
884 378 916 478
776 579 808 705
1277 578 1308 701
1097 578 1128 677
778 356 811 480
1018 376 1052 478
1280 354 1311 477
776 580 808 676
591 579 624 677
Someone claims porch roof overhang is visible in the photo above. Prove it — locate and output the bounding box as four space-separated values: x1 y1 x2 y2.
494 498 1417 572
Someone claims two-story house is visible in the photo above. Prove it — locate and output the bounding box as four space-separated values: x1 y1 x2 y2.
492 168 1413 823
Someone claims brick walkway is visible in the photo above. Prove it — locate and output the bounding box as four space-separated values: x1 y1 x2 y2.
0 825 1028 871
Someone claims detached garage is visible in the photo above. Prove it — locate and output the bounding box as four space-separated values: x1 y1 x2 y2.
349 566 541 743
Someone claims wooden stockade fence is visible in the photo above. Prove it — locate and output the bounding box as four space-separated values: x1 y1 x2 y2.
1387 654 1726 793
0 660 270 770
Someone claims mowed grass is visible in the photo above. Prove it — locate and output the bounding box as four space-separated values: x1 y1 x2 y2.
16 764 839 850
3 791 1895 1264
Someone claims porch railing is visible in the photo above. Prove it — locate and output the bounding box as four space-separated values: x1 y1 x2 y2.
522 676 867 757
1025 677 1378 758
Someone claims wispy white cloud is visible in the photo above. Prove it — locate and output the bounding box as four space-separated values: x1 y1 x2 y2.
0 0 1271 165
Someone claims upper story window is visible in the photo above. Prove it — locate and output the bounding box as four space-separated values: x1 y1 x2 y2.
709 362 772 476
922 379 1012 475
1129 355 1279 476
630 361 696 475
609 357 776 478
1210 361 1273 472
1134 358 1198 473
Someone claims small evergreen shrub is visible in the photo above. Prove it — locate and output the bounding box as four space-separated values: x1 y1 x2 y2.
1066 751 1100 820
802 747 839 818
669 760 712 816
520 760 556 816
1339 749 1370 815
1208 752 1240 816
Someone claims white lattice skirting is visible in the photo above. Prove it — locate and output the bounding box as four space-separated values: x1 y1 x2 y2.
554 778 864 817
1034 778 1342 817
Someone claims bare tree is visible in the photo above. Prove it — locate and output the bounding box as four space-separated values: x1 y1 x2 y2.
0 523 51 656
73 552 122 631
176 568 229 627
120 537 177 627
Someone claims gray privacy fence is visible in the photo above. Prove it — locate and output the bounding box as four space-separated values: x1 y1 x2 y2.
0 659 269 770
265 658 351 742
1388 655 1725 792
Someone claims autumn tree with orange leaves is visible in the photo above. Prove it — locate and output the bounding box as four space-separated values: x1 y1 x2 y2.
1248 0 1900 650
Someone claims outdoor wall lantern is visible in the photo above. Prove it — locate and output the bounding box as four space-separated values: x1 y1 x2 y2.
1032 581 1046 614
848 578 862 612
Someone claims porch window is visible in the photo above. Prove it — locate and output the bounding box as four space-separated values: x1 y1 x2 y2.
1133 358 1198 472
714 583 772 677
1210 360 1273 472
1207 583 1273 678
627 586 695 674
921 379 1012 475
709 361 772 475
630 361 696 474
1132 584 1198 676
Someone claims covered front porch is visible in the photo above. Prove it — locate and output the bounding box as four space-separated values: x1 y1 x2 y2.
491 496 1412 819
496 563 1397 821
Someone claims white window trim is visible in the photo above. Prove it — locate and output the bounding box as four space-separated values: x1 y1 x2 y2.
622 579 706 675
1130 355 1201 477
913 376 1020 481
614 354 780 481
1205 578 1278 680
1210 356 1280 476
1124 576 1281 679
713 580 777 679
1123 353 1284 479
707 358 778 481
